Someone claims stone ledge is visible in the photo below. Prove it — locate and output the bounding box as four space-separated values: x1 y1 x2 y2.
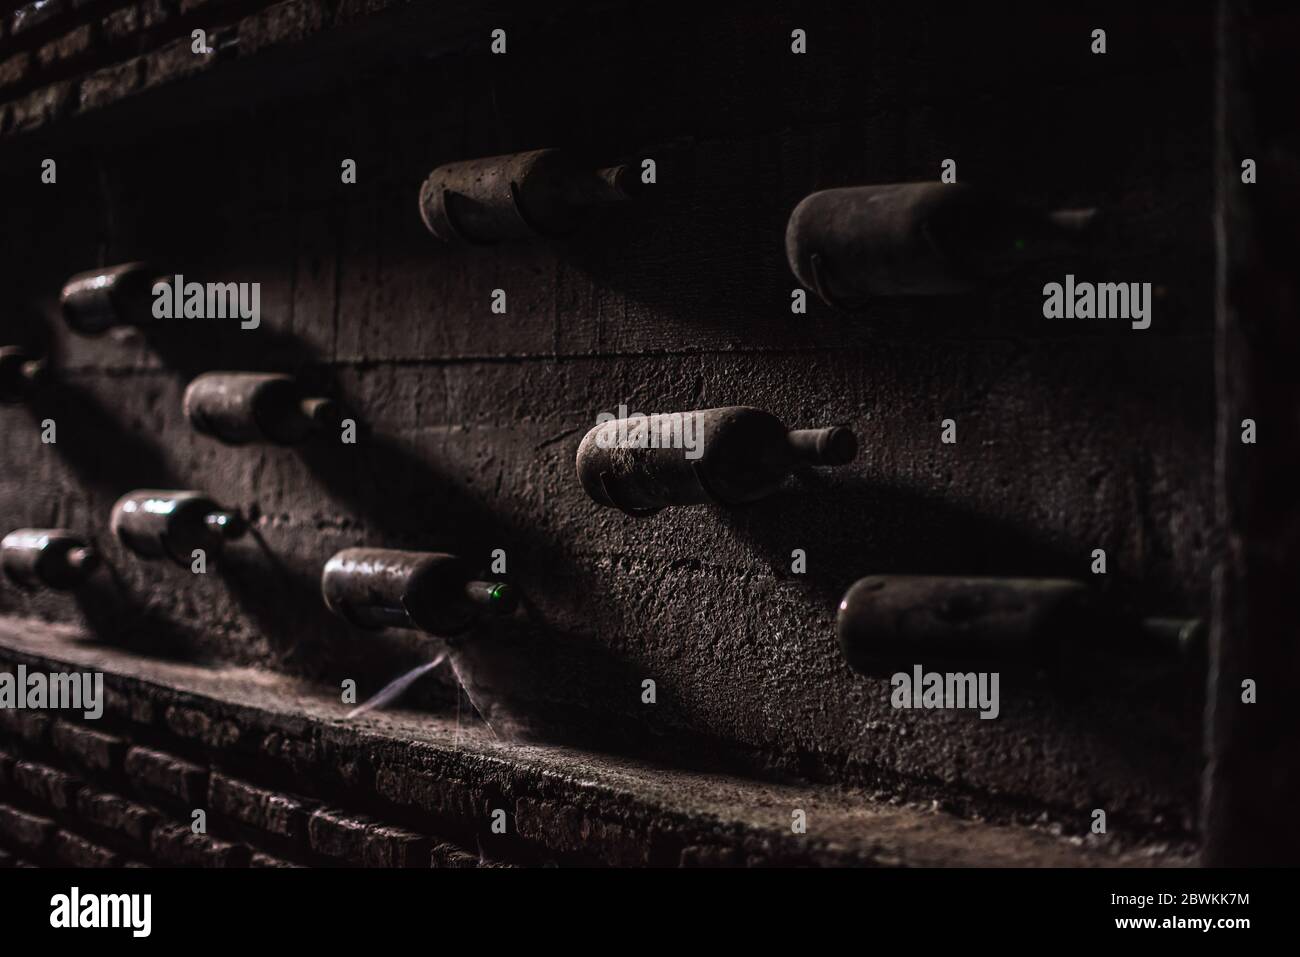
0 614 1196 866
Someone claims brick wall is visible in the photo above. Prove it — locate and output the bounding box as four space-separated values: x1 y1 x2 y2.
0 665 489 867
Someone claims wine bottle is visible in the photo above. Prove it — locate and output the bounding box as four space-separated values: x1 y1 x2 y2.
836 575 1205 676
60 262 163 334
0 346 48 403
183 372 339 446
419 148 637 244
1 529 99 590
110 490 245 567
576 406 857 515
321 547 516 637
785 183 1098 304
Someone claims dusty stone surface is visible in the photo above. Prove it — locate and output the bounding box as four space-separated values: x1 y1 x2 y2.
0 616 1194 866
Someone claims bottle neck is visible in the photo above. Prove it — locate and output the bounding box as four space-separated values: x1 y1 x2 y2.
298 396 340 432
204 510 246 540
563 164 636 208
1138 616 1206 658
21 357 47 387
65 546 98 577
787 426 858 466
464 580 517 615
937 200 1099 278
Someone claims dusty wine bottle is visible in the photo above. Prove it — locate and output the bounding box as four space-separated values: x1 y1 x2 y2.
1 529 99 590
836 575 1205 676
576 406 857 515
60 262 163 334
321 548 516 637
0 346 48 402
110 490 245 567
785 183 1098 305
183 372 339 446
419 148 637 244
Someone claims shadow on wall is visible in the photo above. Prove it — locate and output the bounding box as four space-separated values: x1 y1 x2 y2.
26 382 177 494
714 469 1088 612
17 287 1209 797
71 559 198 662
46 314 686 756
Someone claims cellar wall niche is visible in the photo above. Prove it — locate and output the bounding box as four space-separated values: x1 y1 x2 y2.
0 1 1214 837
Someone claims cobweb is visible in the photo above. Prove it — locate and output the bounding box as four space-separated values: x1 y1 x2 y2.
346 651 501 742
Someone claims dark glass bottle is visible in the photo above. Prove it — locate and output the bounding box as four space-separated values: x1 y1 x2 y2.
110 490 245 567
576 406 857 515
321 548 516 637
419 148 637 244
60 262 164 334
183 372 339 446
0 346 48 402
836 575 1205 676
1 529 99 590
786 183 1097 305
